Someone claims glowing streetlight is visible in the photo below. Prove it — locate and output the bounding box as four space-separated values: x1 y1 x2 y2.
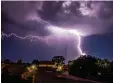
56 65 63 72
21 65 38 83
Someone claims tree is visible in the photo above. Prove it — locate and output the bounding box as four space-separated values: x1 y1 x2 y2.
4 59 10 64
69 55 98 78
52 56 65 64
32 59 39 66
17 59 22 64
68 60 75 66
109 60 113 73
96 59 110 68
69 55 113 82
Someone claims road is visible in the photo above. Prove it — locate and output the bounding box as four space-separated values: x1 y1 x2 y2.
1 64 100 83
35 70 100 83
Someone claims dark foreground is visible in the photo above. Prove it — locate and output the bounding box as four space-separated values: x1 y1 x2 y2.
35 71 100 83
2 70 100 83
1 64 100 83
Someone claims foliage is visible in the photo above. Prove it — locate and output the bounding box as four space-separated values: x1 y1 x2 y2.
4 59 10 64
96 59 110 68
68 55 113 82
32 59 39 65
17 59 22 64
69 55 98 77
52 56 65 64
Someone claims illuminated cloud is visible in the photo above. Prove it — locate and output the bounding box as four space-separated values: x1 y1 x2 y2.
1 1 113 61
62 1 72 8
2 1 113 36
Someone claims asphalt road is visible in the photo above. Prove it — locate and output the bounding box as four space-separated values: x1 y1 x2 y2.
35 71 100 83
1 64 100 83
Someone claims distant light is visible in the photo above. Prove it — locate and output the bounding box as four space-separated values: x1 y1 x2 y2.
31 65 36 69
58 66 62 70
98 72 101 75
27 67 31 71
57 66 63 71
27 65 37 73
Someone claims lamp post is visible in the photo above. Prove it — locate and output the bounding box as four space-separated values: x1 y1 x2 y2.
32 74 35 83
31 65 37 83
65 41 68 64
21 65 37 83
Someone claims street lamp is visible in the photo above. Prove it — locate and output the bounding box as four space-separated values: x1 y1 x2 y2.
21 65 38 83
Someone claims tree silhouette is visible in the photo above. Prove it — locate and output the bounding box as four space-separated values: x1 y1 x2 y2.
96 58 110 68
4 59 10 64
32 59 39 66
69 55 98 77
17 59 22 64
69 55 113 82
68 60 75 66
52 56 65 64
109 60 113 73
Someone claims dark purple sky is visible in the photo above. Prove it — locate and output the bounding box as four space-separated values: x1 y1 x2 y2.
1 1 113 62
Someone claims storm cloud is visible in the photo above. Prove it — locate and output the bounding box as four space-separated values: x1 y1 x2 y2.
2 1 113 36
1 1 113 62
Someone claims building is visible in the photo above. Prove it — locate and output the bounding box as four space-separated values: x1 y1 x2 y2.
39 61 55 67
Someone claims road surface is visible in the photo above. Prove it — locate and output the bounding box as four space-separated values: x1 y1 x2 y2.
35 71 100 83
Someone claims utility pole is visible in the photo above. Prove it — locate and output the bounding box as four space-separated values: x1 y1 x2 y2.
32 66 37 83
65 42 68 64
32 73 35 83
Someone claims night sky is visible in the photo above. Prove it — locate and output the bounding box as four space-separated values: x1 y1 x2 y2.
1 1 113 62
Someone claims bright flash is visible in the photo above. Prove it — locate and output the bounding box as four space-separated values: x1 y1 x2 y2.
47 26 83 36
2 24 86 62
47 26 68 36
47 25 86 56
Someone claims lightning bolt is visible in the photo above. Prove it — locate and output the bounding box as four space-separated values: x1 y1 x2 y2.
1 32 48 43
77 34 86 55
47 26 86 56
2 26 86 59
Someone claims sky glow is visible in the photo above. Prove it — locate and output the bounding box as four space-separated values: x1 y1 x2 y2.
47 26 86 55
2 25 86 58
2 1 113 62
